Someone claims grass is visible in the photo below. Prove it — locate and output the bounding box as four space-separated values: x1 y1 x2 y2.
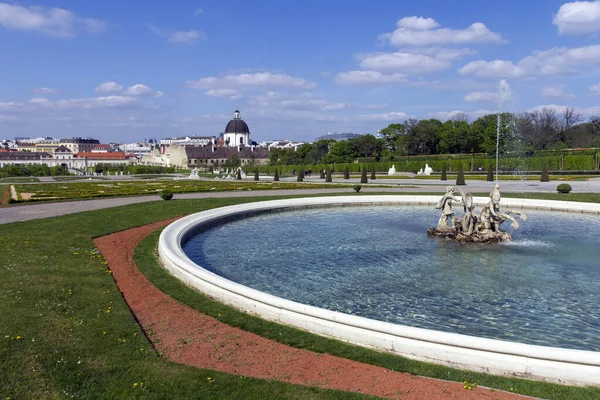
0 196 385 400
2 192 600 399
10 180 356 203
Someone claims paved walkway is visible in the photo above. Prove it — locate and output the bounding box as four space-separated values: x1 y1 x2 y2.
2 178 599 225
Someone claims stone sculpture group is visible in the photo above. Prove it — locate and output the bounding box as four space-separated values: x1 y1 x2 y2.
427 184 528 243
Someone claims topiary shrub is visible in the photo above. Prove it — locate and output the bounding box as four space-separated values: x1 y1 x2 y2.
254 169 259 181
325 168 332 182
353 185 361 192
297 168 304 182
159 189 173 200
273 168 279 181
486 165 494 182
557 183 572 193
360 168 368 183
370 169 376 180
440 165 447 181
541 167 550 182
344 167 350 179
320 169 325 179
236 170 242 180
456 164 466 186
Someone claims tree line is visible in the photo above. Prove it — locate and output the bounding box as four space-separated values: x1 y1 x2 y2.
269 109 600 166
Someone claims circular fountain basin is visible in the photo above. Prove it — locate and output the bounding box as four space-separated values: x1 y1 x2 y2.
158 195 600 386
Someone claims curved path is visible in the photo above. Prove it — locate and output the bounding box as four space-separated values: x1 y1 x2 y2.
94 220 530 400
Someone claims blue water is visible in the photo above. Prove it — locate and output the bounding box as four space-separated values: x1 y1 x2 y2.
183 206 600 351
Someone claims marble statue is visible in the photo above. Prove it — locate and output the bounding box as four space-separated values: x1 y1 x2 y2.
388 165 396 176
189 168 201 180
428 184 528 243
417 164 433 176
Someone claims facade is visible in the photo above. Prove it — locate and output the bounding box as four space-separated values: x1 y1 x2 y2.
186 145 269 169
223 109 250 147
0 150 132 168
59 138 101 153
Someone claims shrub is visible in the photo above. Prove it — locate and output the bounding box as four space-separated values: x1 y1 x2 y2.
273 168 279 182
297 168 304 182
440 165 447 181
360 169 368 183
236 170 242 180
456 164 466 186
325 169 332 182
487 165 494 182
370 169 376 180
353 185 362 192
320 169 325 179
344 167 350 179
159 189 173 200
557 183 572 193
254 170 259 181
541 167 550 182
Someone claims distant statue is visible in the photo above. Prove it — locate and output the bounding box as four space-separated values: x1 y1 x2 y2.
436 186 462 230
424 164 433 175
428 184 528 243
189 168 201 180
417 168 424 175
388 165 396 175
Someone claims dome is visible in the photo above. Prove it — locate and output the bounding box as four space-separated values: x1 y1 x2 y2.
224 109 250 134
224 119 250 134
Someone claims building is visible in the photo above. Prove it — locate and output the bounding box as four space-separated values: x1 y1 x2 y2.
223 109 250 147
0 149 133 169
59 137 101 153
186 145 269 169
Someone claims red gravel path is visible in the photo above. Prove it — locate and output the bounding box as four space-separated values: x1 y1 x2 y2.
94 219 531 400
1 185 10 205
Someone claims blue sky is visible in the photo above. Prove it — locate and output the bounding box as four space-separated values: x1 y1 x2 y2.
1 0 600 143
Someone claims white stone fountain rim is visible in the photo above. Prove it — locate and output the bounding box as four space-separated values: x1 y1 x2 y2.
158 195 600 386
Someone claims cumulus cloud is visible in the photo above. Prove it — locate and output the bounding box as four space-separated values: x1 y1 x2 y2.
553 1 600 35
0 2 106 37
187 72 317 90
590 83 600 93
149 25 205 43
95 82 124 93
464 91 497 102
249 92 353 112
458 44 600 78
542 87 575 99
358 52 451 74
355 111 409 121
334 71 406 85
379 16 505 47
32 87 58 95
205 88 243 100
194 8 204 16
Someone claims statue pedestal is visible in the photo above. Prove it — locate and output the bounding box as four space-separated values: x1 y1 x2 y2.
427 227 512 243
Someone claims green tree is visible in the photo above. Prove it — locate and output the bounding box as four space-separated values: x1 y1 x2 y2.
456 164 466 186
360 168 368 183
379 123 405 153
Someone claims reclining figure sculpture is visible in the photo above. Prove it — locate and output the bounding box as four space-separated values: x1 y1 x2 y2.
427 184 528 243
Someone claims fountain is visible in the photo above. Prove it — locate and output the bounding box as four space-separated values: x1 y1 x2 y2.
427 184 527 242
159 196 600 385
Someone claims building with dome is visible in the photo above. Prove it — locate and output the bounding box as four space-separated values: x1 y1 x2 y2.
223 109 250 147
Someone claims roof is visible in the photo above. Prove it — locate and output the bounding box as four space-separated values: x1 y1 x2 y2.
54 145 72 153
0 152 52 160
91 144 113 150
75 152 128 160
224 119 250 134
186 146 269 160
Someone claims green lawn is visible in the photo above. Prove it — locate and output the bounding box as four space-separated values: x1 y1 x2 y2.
0 176 41 183
1 193 599 399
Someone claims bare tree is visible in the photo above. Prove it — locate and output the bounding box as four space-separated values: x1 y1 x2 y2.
562 107 583 131
451 112 470 123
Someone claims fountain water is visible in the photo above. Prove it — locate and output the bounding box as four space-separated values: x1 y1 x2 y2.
496 79 513 181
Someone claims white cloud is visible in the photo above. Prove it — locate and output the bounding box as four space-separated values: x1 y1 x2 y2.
542 87 575 99
123 84 155 96
458 44 600 79
0 2 106 37
32 87 58 95
355 111 409 121
464 91 497 102
529 103 600 117
187 72 317 90
380 16 505 47
205 88 243 100
149 25 205 43
248 92 352 112
95 82 124 93
553 1 600 35
590 83 600 93
358 52 451 74
334 70 406 85
194 8 204 16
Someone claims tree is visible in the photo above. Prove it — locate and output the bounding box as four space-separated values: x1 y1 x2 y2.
349 134 383 159
379 123 405 153
319 169 325 179
324 140 353 163
273 168 279 181
360 168 368 183
325 168 332 182
404 119 443 155
456 164 466 186
296 168 304 182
